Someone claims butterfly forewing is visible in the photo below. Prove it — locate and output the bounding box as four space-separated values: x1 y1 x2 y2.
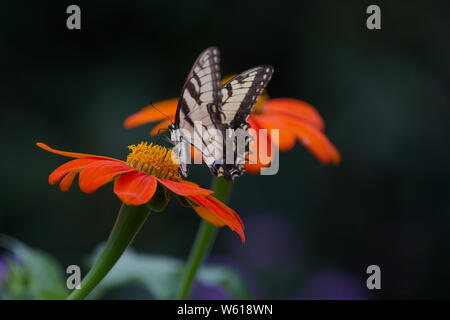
175 47 223 130
172 47 223 177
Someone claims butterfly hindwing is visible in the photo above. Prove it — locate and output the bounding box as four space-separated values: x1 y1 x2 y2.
209 66 274 180
220 66 274 128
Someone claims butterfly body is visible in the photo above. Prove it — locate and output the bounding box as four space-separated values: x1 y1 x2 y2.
169 47 273 181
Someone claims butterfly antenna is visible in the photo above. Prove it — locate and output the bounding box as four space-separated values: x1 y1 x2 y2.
148 101 174 123
146 101 174 145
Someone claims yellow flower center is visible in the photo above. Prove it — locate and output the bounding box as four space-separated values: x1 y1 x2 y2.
126 142 181 181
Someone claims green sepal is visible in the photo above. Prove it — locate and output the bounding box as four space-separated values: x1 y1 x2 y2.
177 195 197 208
146 186 171 212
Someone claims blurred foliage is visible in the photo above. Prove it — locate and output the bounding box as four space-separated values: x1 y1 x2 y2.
0 236 249 300
87 244 250 299
0 235 68 299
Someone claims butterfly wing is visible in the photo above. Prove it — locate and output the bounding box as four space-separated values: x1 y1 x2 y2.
171 48 274 181
211 66 274 180
172 47 223 177
174 47 223 130
221 66 274 128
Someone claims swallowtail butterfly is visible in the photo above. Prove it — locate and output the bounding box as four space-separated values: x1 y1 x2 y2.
169 47 274 181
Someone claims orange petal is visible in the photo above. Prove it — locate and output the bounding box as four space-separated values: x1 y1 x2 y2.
263 98 325 130
190 144 204 164
49 158 101 185
36 142 117 160
244 162 267 174
244 119 272 174
327 141 341 165
252 114 296 151
188 195 245 243
149 119 174 136
59 171 78 192
124 98 178 128
157 179 213 196
78 160 134 194
281 115 340 165
114 171 158 206
178 180 202 187
192 205 226 227
221 74 238 84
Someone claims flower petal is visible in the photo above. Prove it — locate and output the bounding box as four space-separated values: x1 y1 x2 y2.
221 74 238 84
124 98 178 128
263 98 325 130
149 119 174 136
157 179 213 196
59 171 78 192
244 161 267 174
252 114 296 151
114 171 158 206
327 141 341 165
188 144 204 164
177 180 202 187
49 158 101 185
191 204 226 227
244 119 272 174
36 142 117 160
78 160 135 194
188 195 245 243
281 115 341 165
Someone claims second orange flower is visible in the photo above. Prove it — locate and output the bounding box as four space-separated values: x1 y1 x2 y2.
124 92 340 174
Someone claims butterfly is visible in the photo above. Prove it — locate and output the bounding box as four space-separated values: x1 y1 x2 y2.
168 47 274 181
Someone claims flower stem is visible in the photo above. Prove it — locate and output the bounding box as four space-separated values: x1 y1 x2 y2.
66 203 150 300
175 176 233 300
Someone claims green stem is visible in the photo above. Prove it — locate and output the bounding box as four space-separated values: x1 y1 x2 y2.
66 203 150 300
175 176 233 300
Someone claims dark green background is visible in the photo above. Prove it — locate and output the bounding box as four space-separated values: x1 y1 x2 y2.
1 0 449 299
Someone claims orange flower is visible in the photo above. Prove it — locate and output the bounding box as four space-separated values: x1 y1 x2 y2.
124 90 340 174
36 142 244 242
245 96 341 173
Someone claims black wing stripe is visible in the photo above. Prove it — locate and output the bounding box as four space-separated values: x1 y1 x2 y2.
178 98 194 126
221 65 274 129
171 47 274 181
212 65 274 180
186 80 200 104
174 47 222 129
